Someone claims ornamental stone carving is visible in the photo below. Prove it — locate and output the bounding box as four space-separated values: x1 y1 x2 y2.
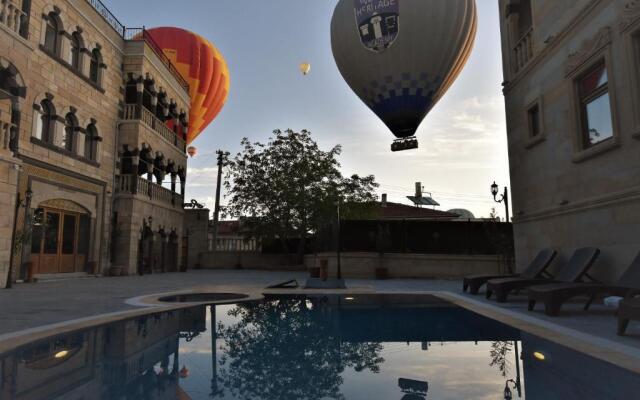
620 0 640 33
565 27 612 77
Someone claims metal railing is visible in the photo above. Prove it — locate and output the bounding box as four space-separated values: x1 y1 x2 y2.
86 0 125 36
122 104 186 151
512 28 533 74
0 0 26 37
124 28 190 92
116 174 184 208
208 237 259 252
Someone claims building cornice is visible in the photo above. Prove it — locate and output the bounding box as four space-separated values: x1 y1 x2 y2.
565 27 612 77
513 184 640 224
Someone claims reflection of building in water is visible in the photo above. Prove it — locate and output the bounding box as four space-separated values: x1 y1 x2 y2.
0 307 206 399
399 378 428 400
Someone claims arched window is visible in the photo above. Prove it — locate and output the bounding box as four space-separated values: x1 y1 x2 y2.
44 13 59 54
37 99 55 142
85 123 98 160
89 48 102 85
63 112 78 152
70 32 83 71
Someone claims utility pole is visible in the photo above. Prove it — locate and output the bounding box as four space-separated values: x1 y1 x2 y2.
211 150 229 253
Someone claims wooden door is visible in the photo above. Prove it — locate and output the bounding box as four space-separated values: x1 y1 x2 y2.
31 208 89 274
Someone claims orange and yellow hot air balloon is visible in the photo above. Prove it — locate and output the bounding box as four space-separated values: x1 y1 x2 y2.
146 27 230 145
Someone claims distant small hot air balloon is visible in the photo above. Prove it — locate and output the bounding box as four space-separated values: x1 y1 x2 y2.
187 146 197 157
179 365 190 379
300 63 311 76
331 0 477 151
146 27 230 145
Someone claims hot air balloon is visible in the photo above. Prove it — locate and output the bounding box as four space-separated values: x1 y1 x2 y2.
146 27 230 145
187 146 197 157
331 0 477 152
300 63 311 76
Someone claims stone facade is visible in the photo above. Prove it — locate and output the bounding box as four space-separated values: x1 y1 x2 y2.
0 0 190 284
498 0 640 280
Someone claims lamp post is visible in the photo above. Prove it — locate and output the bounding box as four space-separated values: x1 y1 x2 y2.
491 182 510 223
336 199 342 280
211 150 229 253
6 189 33 289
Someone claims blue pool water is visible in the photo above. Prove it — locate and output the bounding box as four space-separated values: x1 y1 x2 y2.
0 294 638 399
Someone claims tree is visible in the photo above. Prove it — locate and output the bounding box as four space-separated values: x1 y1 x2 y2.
223 129 379 259
215 297 384 399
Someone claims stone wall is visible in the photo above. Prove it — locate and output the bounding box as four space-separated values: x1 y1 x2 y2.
200 252 303 271
303 252 503 280
184 208 209 268
498 0 640 281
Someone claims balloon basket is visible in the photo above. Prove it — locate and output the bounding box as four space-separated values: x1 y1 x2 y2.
391 137 419 152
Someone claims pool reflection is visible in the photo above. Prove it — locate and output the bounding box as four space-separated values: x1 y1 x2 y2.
0 294 638 400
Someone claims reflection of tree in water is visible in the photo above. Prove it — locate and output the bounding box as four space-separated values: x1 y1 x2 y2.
215 297 384 400
489 341 513 377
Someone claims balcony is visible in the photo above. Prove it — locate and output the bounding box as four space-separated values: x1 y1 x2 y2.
0 0 27 38
512 28 533 74
122 104 186 152
115 174 183 209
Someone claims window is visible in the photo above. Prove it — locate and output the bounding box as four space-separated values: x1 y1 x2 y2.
516 0 533 38
85 123 98 160
43 14 59 54
63 112 78 152
37 99 54 142
527 103 541 138
70 32 83 71
89 49 102 85
577 62 613 148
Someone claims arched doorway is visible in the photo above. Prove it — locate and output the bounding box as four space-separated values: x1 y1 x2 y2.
30 199 91 274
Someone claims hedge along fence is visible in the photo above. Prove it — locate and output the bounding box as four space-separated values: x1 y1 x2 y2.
313 220 514 256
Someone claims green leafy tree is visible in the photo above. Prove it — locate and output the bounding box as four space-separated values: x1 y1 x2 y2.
223 129 379 259
215 297 384 399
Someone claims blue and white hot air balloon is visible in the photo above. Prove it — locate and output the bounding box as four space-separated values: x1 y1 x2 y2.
331 0 478 151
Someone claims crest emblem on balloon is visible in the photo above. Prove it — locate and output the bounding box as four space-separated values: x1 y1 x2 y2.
354 0 400 52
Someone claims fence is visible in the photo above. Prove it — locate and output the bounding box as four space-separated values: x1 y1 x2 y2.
314 220 514 256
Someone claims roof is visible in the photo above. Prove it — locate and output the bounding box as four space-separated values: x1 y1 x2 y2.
378 202 459 220
214 220 241 235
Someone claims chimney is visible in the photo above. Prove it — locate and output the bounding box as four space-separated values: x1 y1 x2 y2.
415 182 422 198
381 193 387 207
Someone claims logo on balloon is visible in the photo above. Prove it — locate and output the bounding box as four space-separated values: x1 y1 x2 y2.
353 0 400 52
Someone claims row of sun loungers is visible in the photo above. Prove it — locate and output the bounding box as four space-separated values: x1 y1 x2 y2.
463 248 640 336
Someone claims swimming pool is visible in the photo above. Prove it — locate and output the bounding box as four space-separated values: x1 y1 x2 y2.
0 293 637 399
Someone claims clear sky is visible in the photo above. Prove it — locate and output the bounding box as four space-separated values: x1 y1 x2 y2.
103 0 511 219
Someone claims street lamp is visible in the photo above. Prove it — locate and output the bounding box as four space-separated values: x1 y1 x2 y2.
491 181 510 223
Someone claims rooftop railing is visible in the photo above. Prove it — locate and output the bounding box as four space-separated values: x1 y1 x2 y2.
86 0 125 36
84 1 189 91
124 28 190 92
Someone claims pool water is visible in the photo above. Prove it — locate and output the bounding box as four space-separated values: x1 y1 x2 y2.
0 294 638 400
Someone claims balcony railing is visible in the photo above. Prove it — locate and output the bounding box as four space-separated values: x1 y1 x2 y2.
512 28 533 74
122 104 186 152
86 0 125 36
124 28 190 92
116 174 183 208
0 0 26 37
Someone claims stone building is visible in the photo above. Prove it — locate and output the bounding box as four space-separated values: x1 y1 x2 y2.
498 0 640 279
0 0 190 286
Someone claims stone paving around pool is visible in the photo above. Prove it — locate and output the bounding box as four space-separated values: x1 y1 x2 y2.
0 270 639 355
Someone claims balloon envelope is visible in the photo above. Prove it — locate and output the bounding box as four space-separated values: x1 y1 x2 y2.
331 0 477 139
146 27 230 145
300 63 311 75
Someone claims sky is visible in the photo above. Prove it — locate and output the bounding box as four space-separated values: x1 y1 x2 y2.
103 0 511 219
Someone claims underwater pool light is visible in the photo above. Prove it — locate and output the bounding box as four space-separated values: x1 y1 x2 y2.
345 296 355 301
54 350 69 359
533 351 546 361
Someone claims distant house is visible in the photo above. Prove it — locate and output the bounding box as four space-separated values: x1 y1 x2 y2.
374 201 460 221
